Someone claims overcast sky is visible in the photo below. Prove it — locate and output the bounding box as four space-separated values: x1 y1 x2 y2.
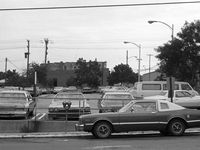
0 0 200 74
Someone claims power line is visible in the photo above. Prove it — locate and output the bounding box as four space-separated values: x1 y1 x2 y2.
0 1 200 11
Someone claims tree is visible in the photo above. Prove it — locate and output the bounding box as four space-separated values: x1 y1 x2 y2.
156 20 200 87
26 62 48 87
74 58 102 87
107 64 137 85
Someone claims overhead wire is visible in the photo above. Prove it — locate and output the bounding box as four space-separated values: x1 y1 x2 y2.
0 1 200 11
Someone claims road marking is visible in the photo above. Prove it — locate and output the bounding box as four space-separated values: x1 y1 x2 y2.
31 113 41 120
83 145 131 149
38 113 46 120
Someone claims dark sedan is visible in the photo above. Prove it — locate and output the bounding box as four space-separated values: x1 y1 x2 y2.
76 99 200 138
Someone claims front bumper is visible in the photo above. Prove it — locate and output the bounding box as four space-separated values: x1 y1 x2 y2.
75 123 84 131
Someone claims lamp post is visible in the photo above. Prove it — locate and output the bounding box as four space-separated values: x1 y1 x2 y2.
148 20 174 41
124 41 141 82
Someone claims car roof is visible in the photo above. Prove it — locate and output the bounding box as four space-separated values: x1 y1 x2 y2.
57 91 83 95
104 91 131 94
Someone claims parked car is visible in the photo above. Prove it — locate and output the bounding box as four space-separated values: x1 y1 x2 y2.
76 99 200 138
101 86 128 94
98 91 134 113
48 91 91 120
129 81 199 98
144 90 200 109
0 90 36 119
82 87 96 94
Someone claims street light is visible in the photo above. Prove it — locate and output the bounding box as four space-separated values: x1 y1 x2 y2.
124 41 141 82
148 20 174 41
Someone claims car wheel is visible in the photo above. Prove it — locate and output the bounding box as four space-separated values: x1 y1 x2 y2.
168 119 185 136
93 122 112 139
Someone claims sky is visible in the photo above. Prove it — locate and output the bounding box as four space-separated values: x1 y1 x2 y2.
0 0 200 75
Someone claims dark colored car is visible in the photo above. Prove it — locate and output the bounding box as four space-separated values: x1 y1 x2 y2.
76 99 200 138
48 91 91 120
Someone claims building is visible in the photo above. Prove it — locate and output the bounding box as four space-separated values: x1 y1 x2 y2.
142 71 161 81
45 61 109 87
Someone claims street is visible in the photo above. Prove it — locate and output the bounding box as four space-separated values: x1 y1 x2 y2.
1 132 200 150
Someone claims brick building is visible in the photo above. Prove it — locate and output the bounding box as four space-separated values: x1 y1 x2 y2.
45 61 109 87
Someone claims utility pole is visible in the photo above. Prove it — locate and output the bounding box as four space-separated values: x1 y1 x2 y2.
44 38 49 64
5 57 7 73
147 54 153 81
126 50 128 65
25 40 30 78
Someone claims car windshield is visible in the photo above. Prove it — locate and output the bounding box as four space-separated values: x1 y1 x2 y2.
54 93 84 101
101 94 133 107
0 93 26 103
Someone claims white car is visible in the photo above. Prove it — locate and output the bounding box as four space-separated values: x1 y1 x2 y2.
144 90 200 109
0 90 36 119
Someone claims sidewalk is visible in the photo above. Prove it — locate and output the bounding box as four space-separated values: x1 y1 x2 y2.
0 128 200 139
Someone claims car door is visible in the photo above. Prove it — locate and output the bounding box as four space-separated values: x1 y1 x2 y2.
174 91 200 108
118 102 164 132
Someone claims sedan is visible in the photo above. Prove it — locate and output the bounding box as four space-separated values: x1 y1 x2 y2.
48 91 91 120
76 99 200 138
144 90 200 109
0 90 36 119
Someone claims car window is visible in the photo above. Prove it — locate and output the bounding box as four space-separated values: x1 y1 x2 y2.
163 84 179 90
54 93 84 101
181 84 192 90
131 102 157 112
160 102 169 109
101 94 132 107
175 91 191 98
142 84 161 90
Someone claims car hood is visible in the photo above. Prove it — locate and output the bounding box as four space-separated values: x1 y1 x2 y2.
49 100 89 108
0 102 26 108
144 95 166 100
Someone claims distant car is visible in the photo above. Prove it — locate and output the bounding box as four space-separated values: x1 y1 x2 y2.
144 90 200 109
53 86 64 94
76 99 200 138
48 91 91 120
82 87 96 94
101 86 128 93
98 92 134 113
0 90 36 119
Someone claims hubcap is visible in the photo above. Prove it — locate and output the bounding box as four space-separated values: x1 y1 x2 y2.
98 125 109 136
172 122 182 133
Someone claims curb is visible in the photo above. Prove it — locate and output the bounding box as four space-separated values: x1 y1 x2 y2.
0 129 200 139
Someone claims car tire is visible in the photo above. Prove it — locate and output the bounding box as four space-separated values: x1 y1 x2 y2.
92 122 112 139
168 119 185 136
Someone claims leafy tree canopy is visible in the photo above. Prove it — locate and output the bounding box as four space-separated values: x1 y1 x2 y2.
107 64 137 85
156 20 200 87
74 58 102 87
